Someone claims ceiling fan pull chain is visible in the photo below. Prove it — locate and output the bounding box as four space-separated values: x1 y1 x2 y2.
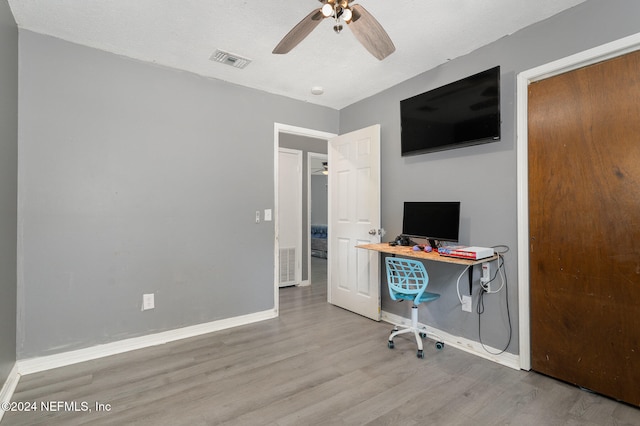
333 4 343 33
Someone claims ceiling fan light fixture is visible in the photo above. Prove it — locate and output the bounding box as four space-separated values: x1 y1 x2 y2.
342 7 352 22
272 1 395 60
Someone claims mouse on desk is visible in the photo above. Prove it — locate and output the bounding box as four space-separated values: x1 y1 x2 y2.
388 241 397 246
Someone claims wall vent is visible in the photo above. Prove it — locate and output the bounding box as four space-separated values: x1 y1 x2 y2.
210 49 252 69
279 247 297 285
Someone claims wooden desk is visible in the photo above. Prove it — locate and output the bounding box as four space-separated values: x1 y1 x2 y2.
356 243 498 293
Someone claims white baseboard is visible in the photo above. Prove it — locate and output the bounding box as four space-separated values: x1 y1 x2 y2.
381 311 520 370
0 363 20 423
17 308 277 376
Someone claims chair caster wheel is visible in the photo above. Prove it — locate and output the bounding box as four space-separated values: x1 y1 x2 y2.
435 341 444 350
388 341 394 349
417 350 424 359
419 332 427 338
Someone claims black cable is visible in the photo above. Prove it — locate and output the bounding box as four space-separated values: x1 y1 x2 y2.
477 252 513 355
492 245 510 255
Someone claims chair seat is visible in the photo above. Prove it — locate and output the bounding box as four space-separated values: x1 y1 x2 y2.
393 291 440 304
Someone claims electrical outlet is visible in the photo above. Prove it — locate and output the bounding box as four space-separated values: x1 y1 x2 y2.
461 295 472 312
481 262 491 292
255 210 260 223
142 293 155 310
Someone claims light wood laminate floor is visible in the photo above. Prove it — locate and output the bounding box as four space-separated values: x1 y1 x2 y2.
4 258 639 425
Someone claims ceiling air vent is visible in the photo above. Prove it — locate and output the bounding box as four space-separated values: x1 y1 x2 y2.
210 49 251 69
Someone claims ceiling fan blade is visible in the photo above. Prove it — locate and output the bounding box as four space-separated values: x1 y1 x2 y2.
273 8 325 54
347 4 395 60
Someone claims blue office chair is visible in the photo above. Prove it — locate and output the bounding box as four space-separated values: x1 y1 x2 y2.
385 257 445 359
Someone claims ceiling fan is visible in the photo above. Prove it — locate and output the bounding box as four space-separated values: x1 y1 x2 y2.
272 0 395 61
312 162 329 175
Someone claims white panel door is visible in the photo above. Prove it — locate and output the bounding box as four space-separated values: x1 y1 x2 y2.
278 148 302 287
328 125 381 320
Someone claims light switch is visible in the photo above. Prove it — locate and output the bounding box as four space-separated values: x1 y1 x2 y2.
142 293 155 310
264 209 272 221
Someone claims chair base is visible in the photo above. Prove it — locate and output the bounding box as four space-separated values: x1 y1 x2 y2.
387 305 445 358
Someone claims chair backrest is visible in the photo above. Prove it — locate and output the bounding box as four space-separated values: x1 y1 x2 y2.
385 257 429 304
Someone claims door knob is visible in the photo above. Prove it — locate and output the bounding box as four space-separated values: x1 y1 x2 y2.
369 229 377 235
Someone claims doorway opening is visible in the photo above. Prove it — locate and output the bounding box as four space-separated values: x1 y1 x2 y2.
273 124 336 314
308 152 328 288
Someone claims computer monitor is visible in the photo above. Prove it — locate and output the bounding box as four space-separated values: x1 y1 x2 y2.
402 201 461 248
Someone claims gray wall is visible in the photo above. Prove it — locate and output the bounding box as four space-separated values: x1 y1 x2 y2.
339 0 640 354
0 0 18 384
278 134 328 281
310 175 328 226
17 31 338 358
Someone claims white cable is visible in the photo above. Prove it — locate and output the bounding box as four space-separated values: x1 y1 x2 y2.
459 245 508 300
455 264 471 304
482 255 506 294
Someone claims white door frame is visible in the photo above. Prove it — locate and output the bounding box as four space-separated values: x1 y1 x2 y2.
274 123 337 315
516 32 640 370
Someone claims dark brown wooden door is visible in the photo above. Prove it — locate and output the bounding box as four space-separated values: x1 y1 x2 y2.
528 50 640 407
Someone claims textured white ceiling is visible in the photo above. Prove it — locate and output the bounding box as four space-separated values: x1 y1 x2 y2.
8 0 586 109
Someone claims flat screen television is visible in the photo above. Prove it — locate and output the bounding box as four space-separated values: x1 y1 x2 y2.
400 66 500 156
402 201 460 248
